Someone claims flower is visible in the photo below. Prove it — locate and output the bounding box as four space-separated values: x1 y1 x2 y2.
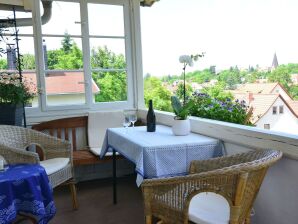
179 53 205 104
179 55 193 67
0 72 37 104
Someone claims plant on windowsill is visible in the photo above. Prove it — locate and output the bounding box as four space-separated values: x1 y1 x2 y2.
0 73 36 126
171 95 193 136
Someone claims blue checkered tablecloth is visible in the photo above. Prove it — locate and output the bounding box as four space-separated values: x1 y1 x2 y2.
101 125 224 186
0 164 56 224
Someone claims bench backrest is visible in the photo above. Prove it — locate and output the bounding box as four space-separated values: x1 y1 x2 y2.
32 116 88 151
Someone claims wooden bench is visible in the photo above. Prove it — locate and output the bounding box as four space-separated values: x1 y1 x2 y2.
32 116 122 166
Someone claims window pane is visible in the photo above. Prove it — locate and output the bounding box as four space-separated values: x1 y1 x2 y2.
92 71 127 103
0 35 38 108
42 37 83 70
88 4 124 36
0 10 33 34
90 38 126 69
42 1 81 35
45 71 89 106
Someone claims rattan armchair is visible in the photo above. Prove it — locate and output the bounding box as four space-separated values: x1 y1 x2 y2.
141 149 282 224
0 125 78 209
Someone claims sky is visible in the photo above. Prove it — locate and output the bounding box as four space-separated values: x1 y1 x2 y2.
141 0 298 76
1 0 298 77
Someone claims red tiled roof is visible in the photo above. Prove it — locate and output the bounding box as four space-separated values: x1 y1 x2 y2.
232 83 279 94
22 71 100 95
233 93 280 124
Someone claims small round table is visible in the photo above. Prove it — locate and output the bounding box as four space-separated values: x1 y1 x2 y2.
0 164 56 224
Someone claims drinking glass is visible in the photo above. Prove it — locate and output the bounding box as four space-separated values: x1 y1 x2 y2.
129 113 137 128
123 115 131 133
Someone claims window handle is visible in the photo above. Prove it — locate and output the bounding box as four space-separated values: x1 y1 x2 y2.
78 81 89 86
75 21 86 24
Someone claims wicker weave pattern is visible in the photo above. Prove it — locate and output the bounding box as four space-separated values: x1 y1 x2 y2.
0 125 73 186
141 149 282 224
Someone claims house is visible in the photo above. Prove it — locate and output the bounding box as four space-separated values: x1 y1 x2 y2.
233 92 298 135
23 71 100 107
232 82 292 101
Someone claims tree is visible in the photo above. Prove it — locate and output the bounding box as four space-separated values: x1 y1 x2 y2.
202 82 233 101
61 32 73 54
91 46 127 102
0 59 7 69
217 69 241 89
289 85 298 100
22 54 35 70
175 82 193 101
144 76 172 112
268 65 292 90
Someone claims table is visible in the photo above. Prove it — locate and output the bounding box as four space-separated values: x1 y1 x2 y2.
100 125 224 204
0 164 56 224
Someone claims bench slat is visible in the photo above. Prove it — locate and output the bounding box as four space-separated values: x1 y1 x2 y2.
65 128 69 140
72 128 77 151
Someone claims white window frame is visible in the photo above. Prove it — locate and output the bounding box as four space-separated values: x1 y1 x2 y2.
28 0 135 115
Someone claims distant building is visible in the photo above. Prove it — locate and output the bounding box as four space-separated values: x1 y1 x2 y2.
231 82 298 135
231 83 291 101
271 52 279 70
23 71 100 107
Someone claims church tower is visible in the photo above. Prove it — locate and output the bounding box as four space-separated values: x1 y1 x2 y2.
271 52 279 70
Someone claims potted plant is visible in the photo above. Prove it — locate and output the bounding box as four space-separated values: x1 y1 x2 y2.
0 73 36 126
171 96 193 136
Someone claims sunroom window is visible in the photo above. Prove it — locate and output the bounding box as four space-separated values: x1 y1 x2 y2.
21 0 134 112
0 10 38 108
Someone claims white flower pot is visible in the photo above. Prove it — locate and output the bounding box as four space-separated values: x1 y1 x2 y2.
172 119 190 136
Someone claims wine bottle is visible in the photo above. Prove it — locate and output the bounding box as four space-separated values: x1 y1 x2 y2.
147 100 156 132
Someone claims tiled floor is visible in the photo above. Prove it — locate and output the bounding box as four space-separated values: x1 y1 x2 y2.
51 176 144 224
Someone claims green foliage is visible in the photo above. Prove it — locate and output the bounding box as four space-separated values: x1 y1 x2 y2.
47 43 83 70
91 46 126 69
189 93 251 125
61 33 73 54
0 73 36 104
217 68 241 89
22 54 35 69
188 69 216 84
171 95 193 120
175 82 193 101
91 46 127 102
289 85 298 100
201 82 234 101
0 59 7 69
268 65 292 90
94 71 127 102
144 76 172 112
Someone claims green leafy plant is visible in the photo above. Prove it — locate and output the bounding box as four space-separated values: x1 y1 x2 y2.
171 96 193 120
189 92 252 125
0 73 36 104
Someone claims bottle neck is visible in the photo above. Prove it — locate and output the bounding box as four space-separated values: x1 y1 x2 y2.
149 100 153 110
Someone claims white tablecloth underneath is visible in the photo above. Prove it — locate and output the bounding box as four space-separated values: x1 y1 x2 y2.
100 125 224 186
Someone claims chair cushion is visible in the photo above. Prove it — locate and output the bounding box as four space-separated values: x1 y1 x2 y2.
90 147 102 156
40 158 70 175
90 147 118 156
88 111 123 149
188 192 230 224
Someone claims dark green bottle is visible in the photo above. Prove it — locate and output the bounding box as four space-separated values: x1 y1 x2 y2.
146 100 156 132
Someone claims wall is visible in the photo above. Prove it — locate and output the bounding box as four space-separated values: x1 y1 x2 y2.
272 85 291 101
256 97 298 135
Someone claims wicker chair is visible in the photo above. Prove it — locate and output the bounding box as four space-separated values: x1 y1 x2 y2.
141 149 282 224
0 125 78 209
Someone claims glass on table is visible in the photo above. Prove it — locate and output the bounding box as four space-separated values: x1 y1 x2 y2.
123 110 137 129
123 114 131 133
